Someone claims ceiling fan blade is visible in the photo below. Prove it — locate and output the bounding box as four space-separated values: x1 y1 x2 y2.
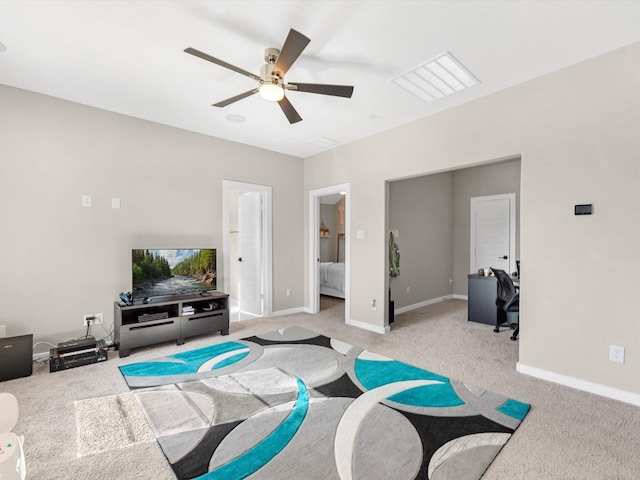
185 47 261 82
288 82 354 98
277 95 302 124
213 88 259 107
272 29 310 79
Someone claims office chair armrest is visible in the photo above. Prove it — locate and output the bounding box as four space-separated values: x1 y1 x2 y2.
504 292 519 311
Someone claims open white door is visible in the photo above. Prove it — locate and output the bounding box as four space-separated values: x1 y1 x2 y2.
238 192 262 316
470 193 516 274
223 180 272 319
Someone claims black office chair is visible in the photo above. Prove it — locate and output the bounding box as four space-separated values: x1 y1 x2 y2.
491 268 519 341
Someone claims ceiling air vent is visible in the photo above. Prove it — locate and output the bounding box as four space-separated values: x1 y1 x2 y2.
391 51 479 103
308 137 339 148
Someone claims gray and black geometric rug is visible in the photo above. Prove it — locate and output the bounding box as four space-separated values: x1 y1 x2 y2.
119 326 530 480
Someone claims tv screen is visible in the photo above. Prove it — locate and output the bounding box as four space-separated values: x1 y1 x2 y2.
132 249 217 300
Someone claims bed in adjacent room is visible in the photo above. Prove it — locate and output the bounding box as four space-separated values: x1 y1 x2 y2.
319 262 345 298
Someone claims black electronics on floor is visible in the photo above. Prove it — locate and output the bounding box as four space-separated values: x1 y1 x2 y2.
0 334 33 382
57 337 97 355
49 337 107 373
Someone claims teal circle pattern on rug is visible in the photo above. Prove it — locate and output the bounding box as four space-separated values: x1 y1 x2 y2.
196 377 309 480
212 351 250 370
119 342 248 377
354 358 464 408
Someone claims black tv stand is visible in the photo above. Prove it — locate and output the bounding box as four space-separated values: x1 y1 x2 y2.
114 291 229 357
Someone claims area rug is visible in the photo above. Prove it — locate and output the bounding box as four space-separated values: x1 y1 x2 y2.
119 326 530 480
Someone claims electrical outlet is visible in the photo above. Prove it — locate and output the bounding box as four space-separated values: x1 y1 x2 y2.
406 286 410 295
449 278 454 285
83 313 103 326
371 299 377 311
609 345 625 363
286 288 291 297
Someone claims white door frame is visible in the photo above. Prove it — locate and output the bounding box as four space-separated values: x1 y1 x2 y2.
470 193 516 275
223 180 273 317
309 184 350 319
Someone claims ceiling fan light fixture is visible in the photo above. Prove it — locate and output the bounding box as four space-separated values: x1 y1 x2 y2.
259 81 285 102
185 29 353 123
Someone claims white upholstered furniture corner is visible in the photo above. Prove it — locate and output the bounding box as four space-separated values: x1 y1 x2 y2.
0 393 26 480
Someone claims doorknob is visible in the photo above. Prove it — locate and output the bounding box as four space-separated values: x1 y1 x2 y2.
498 255 508 260
238 257 242 262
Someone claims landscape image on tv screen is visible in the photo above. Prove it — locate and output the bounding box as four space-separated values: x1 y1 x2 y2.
132 249 216 300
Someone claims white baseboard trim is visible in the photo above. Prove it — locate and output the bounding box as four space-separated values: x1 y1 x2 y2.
270 307 307 317
517 362 640 407
394 294 454 315
346 318 390 334
453 294 468 301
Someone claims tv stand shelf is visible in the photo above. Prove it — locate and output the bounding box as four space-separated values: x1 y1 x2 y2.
114 292 229 357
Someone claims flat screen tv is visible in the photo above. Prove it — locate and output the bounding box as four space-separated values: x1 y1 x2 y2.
132 249 216 301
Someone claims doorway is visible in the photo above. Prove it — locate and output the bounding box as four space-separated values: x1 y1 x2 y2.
223 180 273 321
309 184 350 320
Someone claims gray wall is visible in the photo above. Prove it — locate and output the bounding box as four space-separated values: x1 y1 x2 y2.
388 172 454 308
0 85 304 355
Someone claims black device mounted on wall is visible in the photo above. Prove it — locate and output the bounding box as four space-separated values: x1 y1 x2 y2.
574 204 593 215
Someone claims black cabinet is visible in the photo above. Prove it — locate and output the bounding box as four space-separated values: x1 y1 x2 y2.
114 292 229 357
467 274 498 325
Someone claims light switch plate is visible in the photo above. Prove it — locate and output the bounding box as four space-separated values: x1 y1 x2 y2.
112 197 121 209
357 230 365 240
82 195 92 207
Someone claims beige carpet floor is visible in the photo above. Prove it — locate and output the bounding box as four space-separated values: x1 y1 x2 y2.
2 297 639 479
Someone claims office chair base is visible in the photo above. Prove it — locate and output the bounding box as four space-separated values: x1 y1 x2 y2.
510 326 519 341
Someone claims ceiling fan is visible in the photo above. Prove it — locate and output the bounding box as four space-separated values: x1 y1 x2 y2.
184 28 354 124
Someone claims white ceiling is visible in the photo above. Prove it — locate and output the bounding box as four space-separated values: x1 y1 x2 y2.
2 1 640 159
